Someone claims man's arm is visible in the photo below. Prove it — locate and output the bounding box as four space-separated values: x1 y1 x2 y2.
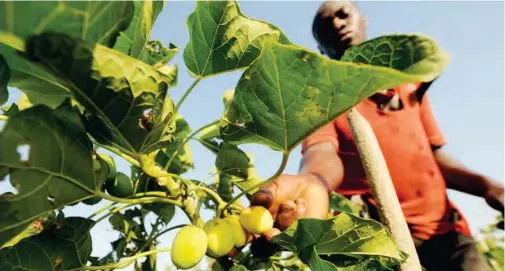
434 147 504 212
299 142 345 192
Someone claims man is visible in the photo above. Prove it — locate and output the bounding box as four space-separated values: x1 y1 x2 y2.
250 1 504 270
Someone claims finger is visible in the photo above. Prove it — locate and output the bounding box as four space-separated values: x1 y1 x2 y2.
226 247 240 258
263 227 282 241
294 199 308 217
275 201 298 230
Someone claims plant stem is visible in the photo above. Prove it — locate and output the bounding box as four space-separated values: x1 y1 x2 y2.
94 203 135 224
222 152 289 211
68 247 171 271
163 119 220 171
347 108 422 271
89 137 140 167
152 224 186 240
175 78 201 111
137 217 163 253
95 191 183 207
191 185 226 206
87 202 118 219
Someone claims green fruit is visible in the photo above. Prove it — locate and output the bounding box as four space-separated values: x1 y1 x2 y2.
105 172 134 198
204 218 235 258
171 225 208 270
98 153 117 183
224 215 247 248
239 206 274 234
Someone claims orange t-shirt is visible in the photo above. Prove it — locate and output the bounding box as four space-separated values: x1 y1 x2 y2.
301 82 471 240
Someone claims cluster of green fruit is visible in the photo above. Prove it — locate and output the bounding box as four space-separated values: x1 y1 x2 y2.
81 154 134 205
171 206 275 270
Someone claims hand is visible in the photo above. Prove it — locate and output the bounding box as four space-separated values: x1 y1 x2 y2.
485 185 504 229
249 173 331 240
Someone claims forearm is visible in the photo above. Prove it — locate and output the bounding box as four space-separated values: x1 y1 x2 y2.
434 149 503 198
299 142 344 191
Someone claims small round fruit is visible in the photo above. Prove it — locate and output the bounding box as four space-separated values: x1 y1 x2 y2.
203 218 235 258
171 225 208 270
105 172 134 198
239 206 274 234
224 215 247 248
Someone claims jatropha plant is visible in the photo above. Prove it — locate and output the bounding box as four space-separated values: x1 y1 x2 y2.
0 1 450 270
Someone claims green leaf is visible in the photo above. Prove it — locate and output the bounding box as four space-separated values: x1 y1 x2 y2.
329 192 361 216
22 32 177 157
183 0 291 78
221 36 448 151
156 115 194 174
271 213 406 270
0 103 94 246
114 0 164 57
139 40 179 67
1 211 55 249
0 217 94 271
0 1 134 108
216 143 250 179
146 202 175 224
340 34 450 80
0 55 9 106
230 265 249 271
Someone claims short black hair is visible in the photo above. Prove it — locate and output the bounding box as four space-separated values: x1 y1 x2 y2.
312 1 357 44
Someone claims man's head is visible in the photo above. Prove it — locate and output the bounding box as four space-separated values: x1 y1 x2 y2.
312 1 367 60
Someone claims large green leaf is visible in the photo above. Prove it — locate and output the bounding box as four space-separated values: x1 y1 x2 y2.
0 1 134 108
113 0 177 67
221 35 448 151
21 32 178 157
155 115 193 175
271 214 406 271
114 0 164 58
0 102 95 246
0 217 94 271
340 34 450 79
183 0 291 78
0 55 9 106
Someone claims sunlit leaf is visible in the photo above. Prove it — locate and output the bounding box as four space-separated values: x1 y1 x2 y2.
0 102 94 246
184 0 291 78
21 32 177 157
156 115 193 174
0 217 94 271
271 214 406 270
221 35 448 151
0 1 134 107
114 0 164 57
329 192 361 216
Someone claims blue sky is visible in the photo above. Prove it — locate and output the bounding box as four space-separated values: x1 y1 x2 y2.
2 1 504 270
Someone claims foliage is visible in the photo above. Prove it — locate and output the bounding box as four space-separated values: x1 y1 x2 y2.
476 216 504 271
0 0 449 270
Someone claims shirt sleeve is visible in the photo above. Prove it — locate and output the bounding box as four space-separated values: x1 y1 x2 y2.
419 92 447 147
301 121 339 154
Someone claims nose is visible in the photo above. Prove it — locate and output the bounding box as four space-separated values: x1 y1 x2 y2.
333 17 347 30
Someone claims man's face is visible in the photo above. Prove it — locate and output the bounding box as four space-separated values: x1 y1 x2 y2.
313 1 367 59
